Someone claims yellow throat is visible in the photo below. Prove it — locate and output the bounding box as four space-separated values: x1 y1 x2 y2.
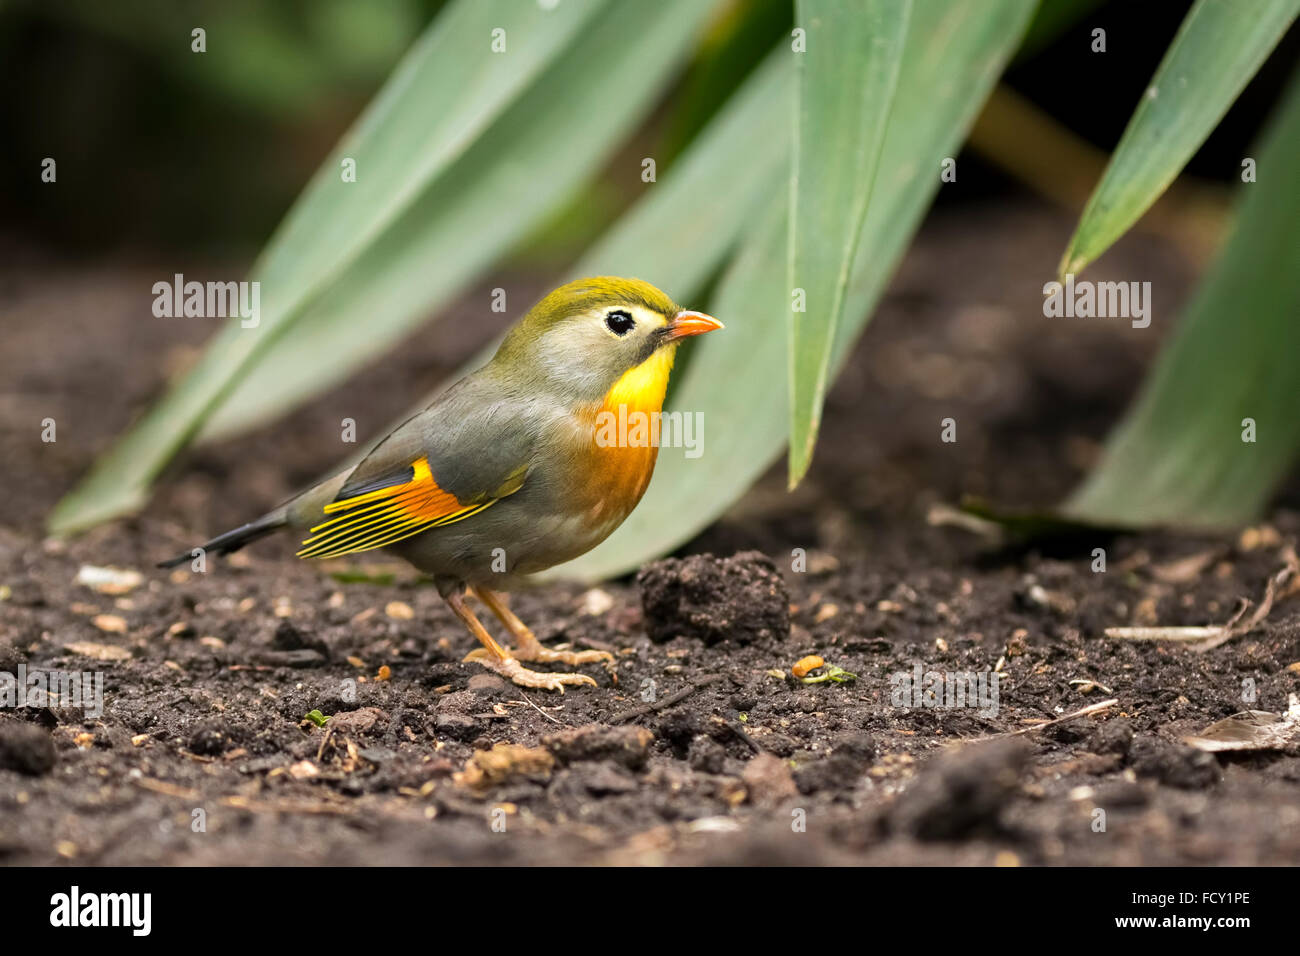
603 343 677 416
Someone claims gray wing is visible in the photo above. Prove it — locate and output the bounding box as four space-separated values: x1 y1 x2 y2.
337 372 541 503
294 371 543 560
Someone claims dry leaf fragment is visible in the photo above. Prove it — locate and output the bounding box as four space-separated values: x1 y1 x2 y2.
813 603 839 623
75 565 143 595
65 640 131 661
454 743 554 792
1183 695 1300 753
91 615 128 634
579 588 615 616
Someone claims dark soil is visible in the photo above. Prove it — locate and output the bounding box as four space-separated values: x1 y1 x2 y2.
3 202 1299 866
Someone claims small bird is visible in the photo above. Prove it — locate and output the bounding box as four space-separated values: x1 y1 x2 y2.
161 277 722 691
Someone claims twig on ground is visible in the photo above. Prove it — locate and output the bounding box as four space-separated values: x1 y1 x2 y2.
721 717 763 754
925 503 1005 542
1002 698 1119 737
1105 545 1299 652
219 795 353 816
609 673 727 724
1188 546 1297 652
1105 626 1223 642
513 694 562 724
133 778 199 800
1068 677 1114 694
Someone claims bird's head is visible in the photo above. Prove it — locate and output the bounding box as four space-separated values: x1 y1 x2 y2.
491 277 723 408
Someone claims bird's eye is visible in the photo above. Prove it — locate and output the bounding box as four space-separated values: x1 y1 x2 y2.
605 309 635 337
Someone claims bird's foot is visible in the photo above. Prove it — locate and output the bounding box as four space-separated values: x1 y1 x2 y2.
468 588 614 668
463 648 597 693
512 638 614 668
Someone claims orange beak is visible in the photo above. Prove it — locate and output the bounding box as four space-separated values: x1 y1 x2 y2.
665 309 724 341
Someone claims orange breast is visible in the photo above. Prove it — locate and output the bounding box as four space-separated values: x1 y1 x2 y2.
575 401 660 525
573 345 677 525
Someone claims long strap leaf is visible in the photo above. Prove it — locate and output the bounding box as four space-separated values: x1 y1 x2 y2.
1059 0 1299 278
787 0 911 488
1064 66 1300 528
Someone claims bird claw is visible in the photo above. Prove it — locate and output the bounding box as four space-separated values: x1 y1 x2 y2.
516 644 614 667
463 649 598 693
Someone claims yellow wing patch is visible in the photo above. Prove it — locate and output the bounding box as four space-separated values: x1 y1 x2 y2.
297 457 494 560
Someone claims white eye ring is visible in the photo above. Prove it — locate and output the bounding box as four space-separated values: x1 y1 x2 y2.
605 309 635 336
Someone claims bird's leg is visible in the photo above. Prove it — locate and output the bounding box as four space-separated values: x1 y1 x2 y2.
443 590 595 693
472 586 614 667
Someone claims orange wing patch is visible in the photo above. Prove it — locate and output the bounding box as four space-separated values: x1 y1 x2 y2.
297 457 494 560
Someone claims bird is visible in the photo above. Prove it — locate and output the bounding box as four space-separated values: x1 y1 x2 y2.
160 277 723 692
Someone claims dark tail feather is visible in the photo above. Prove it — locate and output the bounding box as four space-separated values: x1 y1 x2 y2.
157 512 287 569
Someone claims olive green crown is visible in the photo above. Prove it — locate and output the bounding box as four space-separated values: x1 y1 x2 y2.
519 276 679 335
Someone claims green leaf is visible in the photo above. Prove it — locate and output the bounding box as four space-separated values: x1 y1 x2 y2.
556 0 1040 581
48 0 716 534
304 709 332 727
787 0 911 488
1059 0 1299 278
1064 67 1300 529
1015 0 1105 62
571 47 793 296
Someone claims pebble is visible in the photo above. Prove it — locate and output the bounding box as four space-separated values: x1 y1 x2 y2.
188 720 233 756
91 615 128 634
434 714 481 741
813 604 839 623
385 601 415 620
0 722 57 775
467 674 508 697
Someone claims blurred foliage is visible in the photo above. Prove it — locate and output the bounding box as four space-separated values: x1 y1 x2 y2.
1066 67 1300 530
660 0 794 161
0 0 436 249
31 0 434 116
